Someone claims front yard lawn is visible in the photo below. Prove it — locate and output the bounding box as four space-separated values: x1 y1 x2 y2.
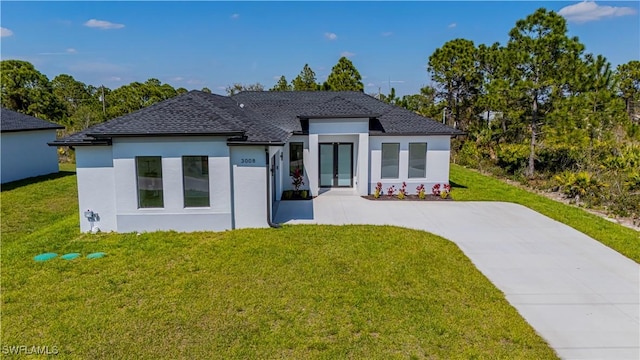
1 167 557 359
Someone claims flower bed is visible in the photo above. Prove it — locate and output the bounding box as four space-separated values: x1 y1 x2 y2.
365 182 453 201
362 194 452 201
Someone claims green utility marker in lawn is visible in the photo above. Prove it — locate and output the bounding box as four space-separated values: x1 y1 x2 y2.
33 253 58 262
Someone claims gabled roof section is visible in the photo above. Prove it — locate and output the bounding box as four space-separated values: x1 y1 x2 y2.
52 91 289 146
298 95 379 118
1 108 64 133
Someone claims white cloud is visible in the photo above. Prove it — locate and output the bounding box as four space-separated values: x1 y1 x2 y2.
324 32 337 40
171 77 184 82
66 48 77 54
381 31 393 37
341 51 355 57
107 76 122 82
390 80 405 84
1 27 13 37
230 13 240 20
84 19 125 30
448 23 457 28
367 82 376 87
558 1 636 23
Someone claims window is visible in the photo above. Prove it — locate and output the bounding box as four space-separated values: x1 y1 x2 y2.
183 156 210 207
136 156 163 208
381 143 399 178
290 142 304 175
408 143 427 178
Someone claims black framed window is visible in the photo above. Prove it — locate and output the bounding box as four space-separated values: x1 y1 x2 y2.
381 143 399 178
408 143 427 178
136 156 164 208
182 156 210 207
289 142 304 175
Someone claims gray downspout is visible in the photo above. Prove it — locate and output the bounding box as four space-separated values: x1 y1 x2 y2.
266 148 281 228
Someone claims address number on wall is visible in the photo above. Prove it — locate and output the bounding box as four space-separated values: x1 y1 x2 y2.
240 158 256 164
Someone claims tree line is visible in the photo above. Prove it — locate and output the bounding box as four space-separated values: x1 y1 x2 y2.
416 8 639 220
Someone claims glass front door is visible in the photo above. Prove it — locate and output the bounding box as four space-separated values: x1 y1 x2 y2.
319 143 353 187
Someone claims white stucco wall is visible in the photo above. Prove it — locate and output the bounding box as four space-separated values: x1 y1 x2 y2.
308 118 369 135
76 136 234 233
1 130 60 183
230 146 269 229
76 146 117 232
369 135 451 193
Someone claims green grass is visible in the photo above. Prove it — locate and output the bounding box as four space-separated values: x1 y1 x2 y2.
450 164 640 263
1 166 558 359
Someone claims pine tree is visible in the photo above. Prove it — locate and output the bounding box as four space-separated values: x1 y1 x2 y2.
326 57 364 92
292 64 317 91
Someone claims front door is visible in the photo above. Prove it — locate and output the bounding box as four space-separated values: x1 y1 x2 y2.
319 143 353 187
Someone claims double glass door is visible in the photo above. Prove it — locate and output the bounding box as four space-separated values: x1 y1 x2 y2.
319 143 353 187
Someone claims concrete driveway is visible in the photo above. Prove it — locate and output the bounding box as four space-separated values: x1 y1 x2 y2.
274 191 640 360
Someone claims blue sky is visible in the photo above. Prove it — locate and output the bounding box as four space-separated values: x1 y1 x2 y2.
1 1 638 96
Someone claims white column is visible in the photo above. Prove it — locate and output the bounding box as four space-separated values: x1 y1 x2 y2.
307 134 319 196
357 133 369 195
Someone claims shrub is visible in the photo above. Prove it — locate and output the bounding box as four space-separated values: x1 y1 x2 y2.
441 184 451 199
431 184 441 196
374 182 383 198
496 143 529 174
554 171 608 206
397 182 407 199
416 184 426 199
387 185 396 197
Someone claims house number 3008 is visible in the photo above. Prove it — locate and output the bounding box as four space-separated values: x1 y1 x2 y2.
241 158 256 164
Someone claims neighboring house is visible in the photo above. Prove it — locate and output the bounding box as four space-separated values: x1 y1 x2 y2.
1 108 64 184
51 90 462 233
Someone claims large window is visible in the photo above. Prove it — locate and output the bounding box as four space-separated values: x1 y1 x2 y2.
183 156 210 207
290 142 304 175
136 156 163 208
408 143 427 178
381 143 400 178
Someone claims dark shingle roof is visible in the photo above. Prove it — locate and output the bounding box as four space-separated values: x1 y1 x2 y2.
232 91 463 135
1 108 64 133
53 90 462 146
53 91 289 146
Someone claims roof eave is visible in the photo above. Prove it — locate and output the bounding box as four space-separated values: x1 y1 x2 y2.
369 131 465 136
87 131 245 138
297 114 381 119
48 139 112 147
2 126 65 133
226 140 285 146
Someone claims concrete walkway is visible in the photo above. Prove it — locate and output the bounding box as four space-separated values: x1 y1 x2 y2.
274 192 640 360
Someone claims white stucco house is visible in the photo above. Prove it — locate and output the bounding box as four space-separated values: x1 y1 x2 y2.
51 91 462 233
1 108 64 184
